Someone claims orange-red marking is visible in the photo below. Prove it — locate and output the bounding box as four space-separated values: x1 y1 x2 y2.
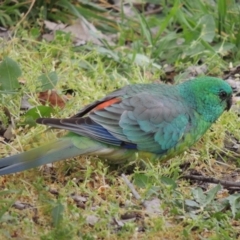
94 98 121 111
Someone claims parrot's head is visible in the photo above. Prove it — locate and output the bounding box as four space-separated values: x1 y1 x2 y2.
179 76 233 123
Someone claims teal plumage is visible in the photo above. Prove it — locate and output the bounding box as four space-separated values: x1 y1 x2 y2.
0 76 232 175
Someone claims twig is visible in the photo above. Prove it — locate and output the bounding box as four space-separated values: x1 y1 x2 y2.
144 7 163 16
121 173 148 208
16 0 36 29
182 174 240 189
121 173 141 200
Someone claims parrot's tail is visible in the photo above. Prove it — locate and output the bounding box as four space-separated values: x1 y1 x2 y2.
0 134 138 176
0 135 104 176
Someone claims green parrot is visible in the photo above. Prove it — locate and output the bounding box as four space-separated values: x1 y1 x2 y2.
0 76 232 175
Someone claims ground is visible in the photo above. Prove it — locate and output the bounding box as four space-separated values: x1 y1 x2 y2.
1 1 240 239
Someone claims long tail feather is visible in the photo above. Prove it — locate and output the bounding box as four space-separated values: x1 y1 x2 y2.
0 135 102 176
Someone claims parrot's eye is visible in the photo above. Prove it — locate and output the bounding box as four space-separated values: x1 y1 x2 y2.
219 90 228 100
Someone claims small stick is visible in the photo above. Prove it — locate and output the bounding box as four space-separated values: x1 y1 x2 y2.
182 175 240 189
121 173 148 208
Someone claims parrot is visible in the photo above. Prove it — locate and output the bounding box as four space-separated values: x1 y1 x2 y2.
0 76 232 176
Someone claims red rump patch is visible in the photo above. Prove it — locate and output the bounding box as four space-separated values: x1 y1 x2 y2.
94 98 121 111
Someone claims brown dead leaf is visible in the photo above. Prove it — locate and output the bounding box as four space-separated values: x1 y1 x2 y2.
97 184 110 194
38 90 66 109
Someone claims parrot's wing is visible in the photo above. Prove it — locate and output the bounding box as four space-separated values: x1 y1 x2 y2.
90 92 192 153
71 86 129 118
37 90 193 154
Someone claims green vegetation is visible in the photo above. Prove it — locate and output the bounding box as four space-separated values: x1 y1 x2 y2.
0 0 240 239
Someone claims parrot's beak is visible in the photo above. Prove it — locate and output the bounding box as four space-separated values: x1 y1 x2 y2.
226 95 232 111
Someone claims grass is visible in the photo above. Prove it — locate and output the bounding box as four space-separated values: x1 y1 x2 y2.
0 1 240 239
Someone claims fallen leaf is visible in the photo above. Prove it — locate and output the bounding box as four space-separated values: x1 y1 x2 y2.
223 64 240 81
121 211 139 220
49 188 59 196
97 184 110 194
161 64 176 83
44 21 66 31
0 106 13 141
3 124 13 140
38 90 66 109
44 17 114 46
86 214 99 226
174 64 208 83
0 26 12 40
143 197 162 216
13 201 33 210
71 194 87 203
20 94 33 110
226 79 240 94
